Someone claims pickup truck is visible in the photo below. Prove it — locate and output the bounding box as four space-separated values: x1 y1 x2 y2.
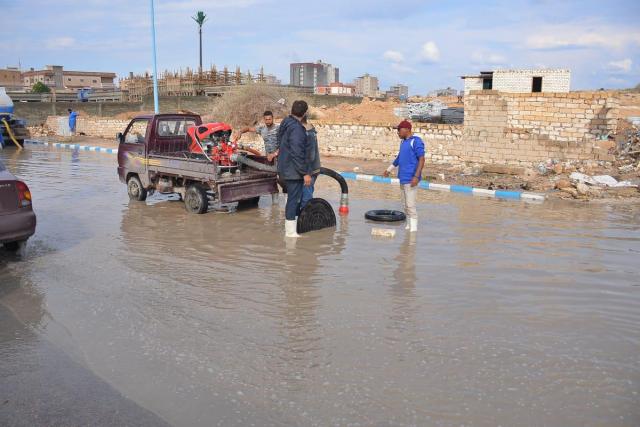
117 114 278 214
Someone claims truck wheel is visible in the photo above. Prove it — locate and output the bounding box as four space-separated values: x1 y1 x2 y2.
3 240 26 252
184 185 208 214
127 175 147 201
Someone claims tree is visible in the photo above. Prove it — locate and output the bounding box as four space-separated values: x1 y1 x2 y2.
32 82 51 93
192 11 207 74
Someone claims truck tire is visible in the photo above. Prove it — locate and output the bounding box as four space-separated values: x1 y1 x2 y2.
127 175 147 201
184 185 208 214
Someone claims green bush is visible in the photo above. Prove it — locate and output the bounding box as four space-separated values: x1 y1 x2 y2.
32 82 51 93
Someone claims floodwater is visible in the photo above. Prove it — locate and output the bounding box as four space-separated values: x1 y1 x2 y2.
1 146 639 427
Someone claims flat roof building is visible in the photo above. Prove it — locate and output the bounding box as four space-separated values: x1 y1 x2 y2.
290 60 339 88
22 65 117 91
461 69 571 94
0 67 23 91
354 73 379 97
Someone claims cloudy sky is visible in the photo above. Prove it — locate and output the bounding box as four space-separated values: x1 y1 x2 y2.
1 0 639 94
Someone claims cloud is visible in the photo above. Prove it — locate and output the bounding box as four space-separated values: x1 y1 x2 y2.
383 50 405 63
526 27 640 50
419 41 440 63
471 50 506 65
608 58 632 73
391 63 417 74
46 37 76 49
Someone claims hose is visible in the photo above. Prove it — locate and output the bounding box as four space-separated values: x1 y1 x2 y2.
231 153 277 172
319 167 349 215
238 146 262 156
1 118 22 150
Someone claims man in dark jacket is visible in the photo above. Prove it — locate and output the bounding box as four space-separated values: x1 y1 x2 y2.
277 100 312 238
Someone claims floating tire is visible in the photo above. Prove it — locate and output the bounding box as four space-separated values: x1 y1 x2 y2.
297 198 336 234
364 210 406 222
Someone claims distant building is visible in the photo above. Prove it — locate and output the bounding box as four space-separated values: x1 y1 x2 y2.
461 69 571 94
386 84 409 100
428 87 458 97
290 60 339 88
0 67 23 91
353 73 379 97
22 65 117 91
315 82 355 96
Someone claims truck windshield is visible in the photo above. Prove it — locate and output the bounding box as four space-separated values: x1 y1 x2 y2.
124 119 150 144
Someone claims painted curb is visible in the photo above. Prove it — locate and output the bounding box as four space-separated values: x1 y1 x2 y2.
339 171 546 202
25 139 118 154
23 139 544 202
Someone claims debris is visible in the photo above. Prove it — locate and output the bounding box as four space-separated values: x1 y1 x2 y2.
371 228 396 238
570 172 597 186
555 179 572 189
482 165 525 176
576 182 590 196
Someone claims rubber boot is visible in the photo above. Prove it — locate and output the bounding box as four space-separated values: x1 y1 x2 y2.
409 218 418 232
405 220 410 230
285 219 300 238
272 193 279 204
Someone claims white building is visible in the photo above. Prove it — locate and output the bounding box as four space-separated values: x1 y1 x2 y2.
461 69 571 94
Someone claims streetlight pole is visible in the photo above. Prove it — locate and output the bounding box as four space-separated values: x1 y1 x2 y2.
150 0 160 114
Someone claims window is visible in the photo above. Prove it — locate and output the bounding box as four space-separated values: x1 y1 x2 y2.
123 119 150 144
157 119 197 137
80 79 84 82
93 79 97 83
532 77 543 93
68 78 71 81
482 78 493 90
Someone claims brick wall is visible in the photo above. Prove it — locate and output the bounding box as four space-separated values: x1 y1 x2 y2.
461 90 618 164
41 90 620 167
493 69 570 93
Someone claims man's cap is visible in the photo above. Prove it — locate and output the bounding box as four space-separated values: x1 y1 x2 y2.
395 120 412 130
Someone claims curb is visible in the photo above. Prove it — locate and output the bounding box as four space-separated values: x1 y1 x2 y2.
23 139 544 202
25 139 118 154
338 172 546 202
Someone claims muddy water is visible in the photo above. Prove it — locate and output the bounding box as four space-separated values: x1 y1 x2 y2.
1 146 639 427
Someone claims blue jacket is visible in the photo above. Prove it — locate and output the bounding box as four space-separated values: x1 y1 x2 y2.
277 116 310 180
393 135 425 184
68 111 78 130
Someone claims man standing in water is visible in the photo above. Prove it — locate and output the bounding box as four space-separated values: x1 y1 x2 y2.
383 120 425 232
300 113 321 212
277 100 312 238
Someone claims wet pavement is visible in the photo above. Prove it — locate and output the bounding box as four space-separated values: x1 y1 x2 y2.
1 145 639 427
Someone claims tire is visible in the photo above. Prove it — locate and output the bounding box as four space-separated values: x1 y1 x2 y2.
127 175 147 201
364 210 406 222
3 240 26 252
184 185 209 214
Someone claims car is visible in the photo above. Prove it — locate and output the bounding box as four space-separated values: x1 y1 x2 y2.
0 159 36 251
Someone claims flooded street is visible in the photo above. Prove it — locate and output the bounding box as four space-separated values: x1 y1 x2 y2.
1 146 639 426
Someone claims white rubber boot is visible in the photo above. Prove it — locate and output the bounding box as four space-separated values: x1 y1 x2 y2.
409 218 418 232
285 219 300 238
272 193 279 204
405 220 410 230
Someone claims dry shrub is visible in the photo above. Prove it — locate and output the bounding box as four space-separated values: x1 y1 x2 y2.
207 83 309 127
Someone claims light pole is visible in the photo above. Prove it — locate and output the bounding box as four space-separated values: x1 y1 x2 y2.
150 0 160 113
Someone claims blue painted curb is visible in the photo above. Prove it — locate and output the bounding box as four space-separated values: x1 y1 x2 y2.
25 139 118 154
23 139 545 202
338 171 545 202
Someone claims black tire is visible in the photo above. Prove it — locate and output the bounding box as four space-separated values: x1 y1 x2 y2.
364 210 406 222
184 185 208 214
127 175 147 201
3 240 25 252
237 196 260 210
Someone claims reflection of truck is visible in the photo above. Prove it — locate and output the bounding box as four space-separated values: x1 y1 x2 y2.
117 114 278 214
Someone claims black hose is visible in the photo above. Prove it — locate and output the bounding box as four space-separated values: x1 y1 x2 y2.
297 198 336 234
231 154 277 172
319 167 348 194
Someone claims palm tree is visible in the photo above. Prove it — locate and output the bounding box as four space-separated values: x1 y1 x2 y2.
192 11 207 74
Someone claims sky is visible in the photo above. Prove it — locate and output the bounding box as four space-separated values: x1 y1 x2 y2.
1 0 639 95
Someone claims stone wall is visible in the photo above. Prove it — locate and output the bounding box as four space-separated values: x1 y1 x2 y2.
493 69 571 93
40 90 620 167
460 90 618 165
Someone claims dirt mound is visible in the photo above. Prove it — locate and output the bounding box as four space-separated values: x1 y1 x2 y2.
312 97 401 125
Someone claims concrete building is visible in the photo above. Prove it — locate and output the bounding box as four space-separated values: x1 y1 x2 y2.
386 84 409 100
22 65 117 91
353 73 379 97
290 60 339 88
315 82 356 96
461 69 571 94
0 67 23 91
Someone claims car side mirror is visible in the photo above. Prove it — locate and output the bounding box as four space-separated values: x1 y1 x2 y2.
116 132 124 144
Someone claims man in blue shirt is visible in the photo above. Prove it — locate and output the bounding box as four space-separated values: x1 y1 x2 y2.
383 120 425 232
68 109 78 136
